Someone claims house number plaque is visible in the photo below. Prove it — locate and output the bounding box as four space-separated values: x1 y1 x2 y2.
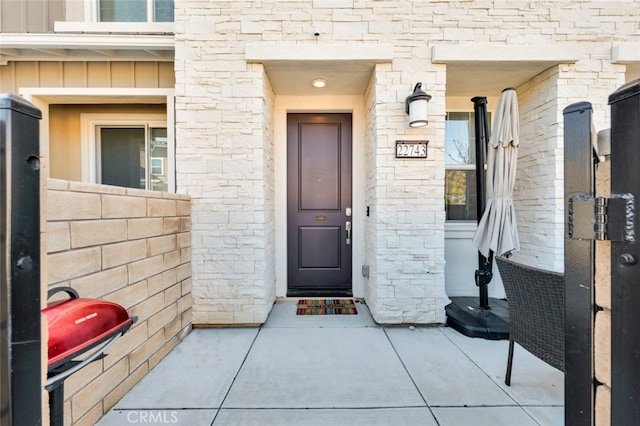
396 140 428 158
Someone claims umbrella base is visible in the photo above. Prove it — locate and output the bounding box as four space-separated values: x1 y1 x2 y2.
445 297 509 340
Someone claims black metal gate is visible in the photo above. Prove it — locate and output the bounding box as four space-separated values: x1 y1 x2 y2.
564 78 640 424
609 79 640 424
563 101 596 426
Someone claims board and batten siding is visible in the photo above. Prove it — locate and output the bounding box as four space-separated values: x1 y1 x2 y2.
0 0 64 33
0 61 175 94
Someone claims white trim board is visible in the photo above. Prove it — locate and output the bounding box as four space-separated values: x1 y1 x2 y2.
612 44 640 64
54 22 174 34
274 95 366 298
80 113 169 188
19 88 175 192
245 43 394 62
431 44 581 64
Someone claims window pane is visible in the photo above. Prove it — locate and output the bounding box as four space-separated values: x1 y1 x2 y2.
155 0 174 22
100 0 146 22
445 112 475 166
150 128 168 192
100 128 146 189
445 170 477 221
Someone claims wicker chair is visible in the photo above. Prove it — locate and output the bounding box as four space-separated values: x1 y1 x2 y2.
496 256 565 386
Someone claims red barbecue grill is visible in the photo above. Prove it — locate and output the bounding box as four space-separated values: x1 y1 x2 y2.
44 287 136 426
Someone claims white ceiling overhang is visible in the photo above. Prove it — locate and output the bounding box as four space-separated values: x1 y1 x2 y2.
612 43 640 81
0 33 174 64
432 44 582 97
245 43 394 96
19 87 173 104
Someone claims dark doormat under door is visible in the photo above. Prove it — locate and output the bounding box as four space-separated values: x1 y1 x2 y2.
296 299 358 315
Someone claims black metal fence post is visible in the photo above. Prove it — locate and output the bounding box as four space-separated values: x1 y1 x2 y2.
0 94 42 425
563 101 595 426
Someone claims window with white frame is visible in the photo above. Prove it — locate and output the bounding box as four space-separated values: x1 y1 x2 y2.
81 114 173 192
444 111 490 221
98 0 174 22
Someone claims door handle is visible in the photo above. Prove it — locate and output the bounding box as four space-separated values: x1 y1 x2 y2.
346 221 351 245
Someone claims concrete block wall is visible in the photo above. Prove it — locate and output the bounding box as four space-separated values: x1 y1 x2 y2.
45 179 192 426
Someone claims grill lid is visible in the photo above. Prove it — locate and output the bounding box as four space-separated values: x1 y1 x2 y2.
44 287 135 370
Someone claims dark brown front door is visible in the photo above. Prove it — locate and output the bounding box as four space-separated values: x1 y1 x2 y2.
287 113 352 296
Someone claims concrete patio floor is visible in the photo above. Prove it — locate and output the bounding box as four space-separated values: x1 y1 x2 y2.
97 300 564 425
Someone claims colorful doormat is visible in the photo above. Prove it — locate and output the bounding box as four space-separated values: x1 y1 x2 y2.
296 299 358 315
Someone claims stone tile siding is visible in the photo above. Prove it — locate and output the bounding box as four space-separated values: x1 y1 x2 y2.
175 0 635 324
45 179 192 426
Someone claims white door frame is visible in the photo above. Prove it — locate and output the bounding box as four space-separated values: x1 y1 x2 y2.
274 95 366 298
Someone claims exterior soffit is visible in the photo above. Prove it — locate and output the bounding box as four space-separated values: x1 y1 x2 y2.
432 44 582 97
0 33 174 63
245 43 393 96
19 88 173 104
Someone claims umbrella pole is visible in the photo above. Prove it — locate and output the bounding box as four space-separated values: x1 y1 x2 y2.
476 251 494 309
472 96 493 309
443 94 510 340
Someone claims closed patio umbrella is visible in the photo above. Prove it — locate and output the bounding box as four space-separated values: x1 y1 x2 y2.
472 87 520 258
445 91 517 339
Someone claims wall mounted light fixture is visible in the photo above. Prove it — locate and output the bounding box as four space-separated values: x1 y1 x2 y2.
405 82 431 127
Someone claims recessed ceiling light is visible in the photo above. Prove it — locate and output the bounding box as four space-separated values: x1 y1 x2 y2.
311 78 327 88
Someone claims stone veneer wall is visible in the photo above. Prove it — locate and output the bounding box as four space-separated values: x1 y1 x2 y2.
175 0 639 325
515 61 624 270
363 63 447 324
45 179 192 426
174 46 277 324
363 67 380 317
515 68 565 270
262 66 278 312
